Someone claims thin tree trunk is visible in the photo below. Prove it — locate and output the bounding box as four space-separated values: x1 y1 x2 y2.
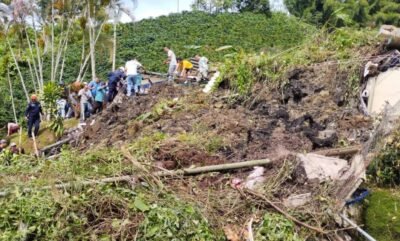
7 38 30 103
59 41 68 84
27 59 38 93
22 26 41 92
112 15 117 71
54 21 72 82
51 2 55 82
7 70 18 123
32 21 44 90
88 2 96 80
77 22 105 81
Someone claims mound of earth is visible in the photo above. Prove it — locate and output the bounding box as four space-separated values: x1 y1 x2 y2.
75 59 373 170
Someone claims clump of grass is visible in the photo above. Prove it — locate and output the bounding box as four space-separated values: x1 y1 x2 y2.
136 99 182 124
364 188 400 241
368 127 400 186
128 132 167 162
254 212 303 241
176 132 225 154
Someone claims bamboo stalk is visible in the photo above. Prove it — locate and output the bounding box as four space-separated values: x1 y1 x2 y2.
313 145 361 157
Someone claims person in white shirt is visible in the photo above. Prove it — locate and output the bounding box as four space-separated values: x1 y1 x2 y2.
195 54 209 81
125 59 142 96
164 47 177 82
78 83 92 121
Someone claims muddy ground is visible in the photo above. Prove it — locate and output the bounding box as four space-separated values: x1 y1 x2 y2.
78 60 373 166
65 52 380 239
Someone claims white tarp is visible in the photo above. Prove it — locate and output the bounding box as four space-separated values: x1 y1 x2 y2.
365 67 400 115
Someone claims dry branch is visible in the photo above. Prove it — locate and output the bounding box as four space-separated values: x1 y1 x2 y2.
243 189 327 235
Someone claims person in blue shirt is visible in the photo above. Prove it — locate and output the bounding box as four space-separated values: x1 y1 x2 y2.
25 94 43 138
93 82 107 113
88 77 100 98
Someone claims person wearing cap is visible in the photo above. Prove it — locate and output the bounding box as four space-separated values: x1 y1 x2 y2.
9 142 24 155
0 139 7 153
25 94 43 138
107 67 126 103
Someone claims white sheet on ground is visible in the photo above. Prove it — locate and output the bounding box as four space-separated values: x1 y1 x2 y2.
366 67 400 115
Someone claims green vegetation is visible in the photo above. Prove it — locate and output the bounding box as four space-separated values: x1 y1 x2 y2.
368 128 400 186
364 188 400 241
215 27 374 98
6 118 78 154
117 12 315 72
138 196 223 241
0 183 222 240
255 212 302 241
285 0 400 27
0 11 314 128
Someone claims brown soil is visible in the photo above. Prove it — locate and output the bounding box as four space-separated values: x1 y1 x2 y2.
76 59 373 170
61 48 381 239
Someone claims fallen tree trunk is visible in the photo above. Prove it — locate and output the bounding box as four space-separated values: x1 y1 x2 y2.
40 137 72 155
0 159 271 198
313 145 361 157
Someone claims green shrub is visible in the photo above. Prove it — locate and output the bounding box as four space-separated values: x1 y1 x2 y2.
138 197 222 241
368 129 400 186
255 212 302 241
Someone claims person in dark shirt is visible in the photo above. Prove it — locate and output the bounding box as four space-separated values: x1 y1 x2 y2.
25 94 44 138
107 67 126 103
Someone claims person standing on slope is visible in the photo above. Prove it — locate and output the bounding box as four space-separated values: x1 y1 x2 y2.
107 67 126 103
78 83 92 121
164 47 177 82
25 94 43 138
195 54 209 81
125 58 142 96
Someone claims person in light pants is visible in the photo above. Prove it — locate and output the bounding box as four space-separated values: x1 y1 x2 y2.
125 59 142 96
164 47 177 82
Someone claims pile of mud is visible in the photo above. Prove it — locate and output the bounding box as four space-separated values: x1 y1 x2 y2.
76 59 373 170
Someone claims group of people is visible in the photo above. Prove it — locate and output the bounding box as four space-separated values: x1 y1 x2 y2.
1 47 210 155
164 47 209 82
0 140 24 155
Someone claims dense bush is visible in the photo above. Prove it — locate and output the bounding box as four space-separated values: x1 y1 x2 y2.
368 129 400 186
116 11 315 72
285 0 400 27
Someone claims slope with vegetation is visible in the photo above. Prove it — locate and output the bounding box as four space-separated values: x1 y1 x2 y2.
0 11 313 128
1 10 394 240
1 1 400 239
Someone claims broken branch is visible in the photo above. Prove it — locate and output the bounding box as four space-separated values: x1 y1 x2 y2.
243 188 327 235
313 145 361 157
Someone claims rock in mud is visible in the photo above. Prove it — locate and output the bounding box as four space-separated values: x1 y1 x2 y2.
294 153 349 184
283 193 312 208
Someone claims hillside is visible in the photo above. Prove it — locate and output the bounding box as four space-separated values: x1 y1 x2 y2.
2 8 400 241
0 12 314 128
